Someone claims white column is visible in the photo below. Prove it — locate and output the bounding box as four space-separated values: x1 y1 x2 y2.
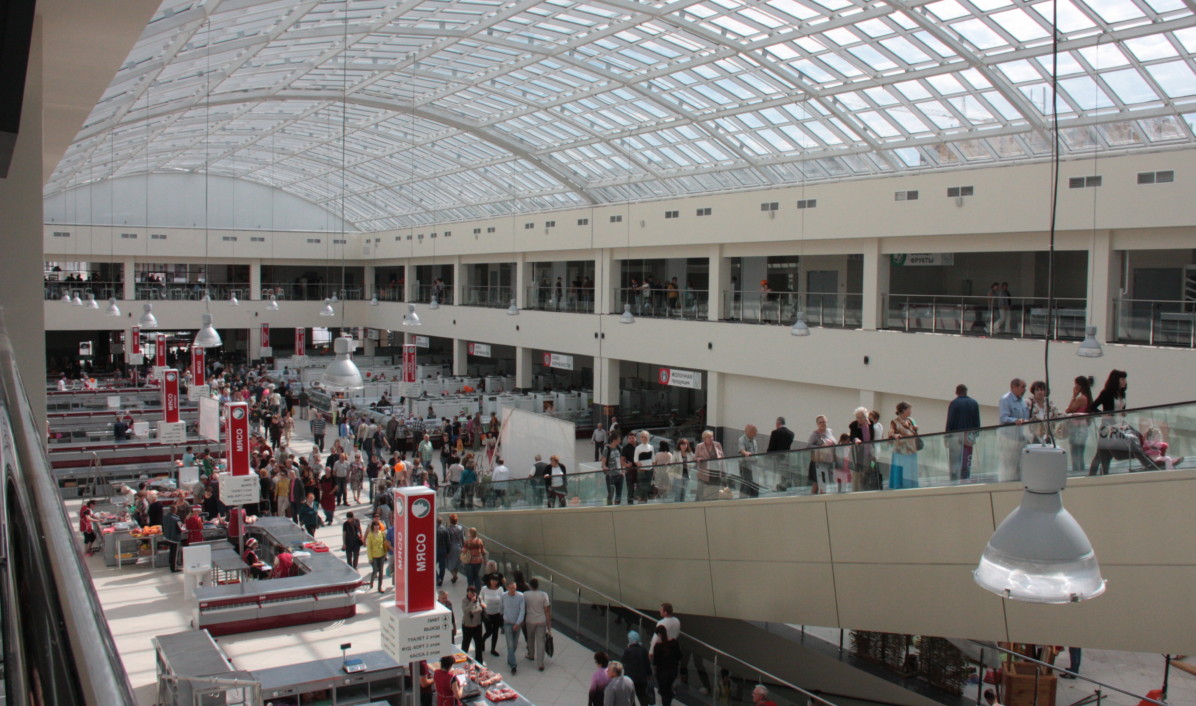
363 264 375 300
1088 229 1115 341
705 370 723 429
450 258 461 306
249 259 261 300
860 238 887 331
452 338 468 377
0 18 46 421
707 245 727 321
122 257 135 300
363 333 377 357
597 249 616 315
515 346 534 389
514 255 526 309
593 356 620 407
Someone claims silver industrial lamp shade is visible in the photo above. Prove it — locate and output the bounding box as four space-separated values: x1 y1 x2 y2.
369 293 379 307
619 303 635 324
428 294 440 311
1077 326 1104 358
70 292 83 306
140 303 159 328
201 290 212 303
974 445 1106 604
507 299 520 316
319 298 336 317
104 298 121 317
229 293 240 306
321 335 364 391
402 303 421 327
266 294 280 311
330 292 339 304
193 313 223 349
790 311 811 337
61 292 72 303
85 293 99 310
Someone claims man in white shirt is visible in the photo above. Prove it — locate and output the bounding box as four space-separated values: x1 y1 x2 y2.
490 457 511 508
649 602 680 656
633 431 655 503
522 577 552 670
592 425 607 461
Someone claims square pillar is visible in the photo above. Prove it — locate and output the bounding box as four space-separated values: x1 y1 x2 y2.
452 338 468 377
1088 229 1115 341
122 257 135 300
597 249 617 315
593 356 620 407
514 255 527 309
860 238 887 331
450 258 461 306
249 260 261 300
363 264 376 299
515 346 534 389
707 245 727 321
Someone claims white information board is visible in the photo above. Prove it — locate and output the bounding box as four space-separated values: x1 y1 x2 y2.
217 473 260 506
188 383 210 401
198 396 221 441
158 421 187 444
106 395 122 409
380 603 454 664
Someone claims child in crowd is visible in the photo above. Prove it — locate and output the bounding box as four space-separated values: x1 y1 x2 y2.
1143 426 1183 470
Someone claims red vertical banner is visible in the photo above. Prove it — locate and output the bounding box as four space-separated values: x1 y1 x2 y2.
155 334 167 367
130 326 141 355
391 487 436 612
260 323 270 348
191 346 206 387
403 343 417 384
295 328 306 357
224 402 251 476
162 369 180 423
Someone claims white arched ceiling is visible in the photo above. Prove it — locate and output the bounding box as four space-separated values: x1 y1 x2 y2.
46 0 1196 231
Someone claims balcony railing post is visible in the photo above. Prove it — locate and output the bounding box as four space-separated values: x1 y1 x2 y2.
1150 302 1157 346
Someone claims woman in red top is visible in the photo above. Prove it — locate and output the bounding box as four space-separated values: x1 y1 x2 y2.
319 468 337 525
433 655 462 706
183 507 205 544
79 499 98 555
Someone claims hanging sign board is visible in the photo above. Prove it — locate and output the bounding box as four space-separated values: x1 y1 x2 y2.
542 352 574 371
403 344 417 384
130 326 141 355
294 328 306 358
413 335 430 348
260 323 272 358
381 603 453 664
224 402 251 476
155 334 167 367
158 421 186 445
657 367 702 390
890 253 955 266
162 369 180 423
218 473 260 506
467 342 491 358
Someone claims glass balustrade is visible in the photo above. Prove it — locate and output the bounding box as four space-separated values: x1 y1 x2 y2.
723 291 861 328
524 286 596 313
445 400 1196 512
460 285 515 309
882 294 1088 340
1113 298 1196 348
613 287 708 320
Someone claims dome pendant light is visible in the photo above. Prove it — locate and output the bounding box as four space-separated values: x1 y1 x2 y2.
140 303 158 328
330 292 340 304
619 303 635 324
229 292 240 306
321 335 365 391
71 292 84 306
507 299 520 316
402 303 422 327
790 311 811 337
104 298 121 317
319 298 336 317
428 294 440 311
1077 326 1103 358
370 293 380 307
85 293 100 310
61 292 72 304
974 445 1106 604
193 313 223 349
266 294 280 311
201 290 212 304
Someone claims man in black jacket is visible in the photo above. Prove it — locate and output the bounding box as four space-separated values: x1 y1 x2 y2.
767 416 796 490
620 631 651 706
531 455 550 507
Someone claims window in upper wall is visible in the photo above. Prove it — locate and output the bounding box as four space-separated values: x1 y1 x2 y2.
796 199 818 209
946 186 974 197
525 222 535 229
577 218 589 226
1137 170 1174 184
1068 176 1102 188
487 226 496 233
760 202 779 211
52 231 70 238
696 207 712 216
610 215 623 223
250 236 265 242
222 236 237 242
895 190 919 201
665 210 679 219
121 232 138 239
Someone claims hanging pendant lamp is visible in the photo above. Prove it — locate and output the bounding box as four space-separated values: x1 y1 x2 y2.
402 303 422 327
71 292 84 306
428 294 440 311
139 303 158 328
266 294 280 311
319 298 336 317
61 291 72 303
193 313 222 348
790 311 811 337
1077 326 1103 358
619 303 635 324
370 293 380 307
104 298 121 317
507 299 520 316
321 335 365 391
229 292 240 306
85 293 100 310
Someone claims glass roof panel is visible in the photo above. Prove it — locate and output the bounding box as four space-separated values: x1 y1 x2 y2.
43 0 1196 229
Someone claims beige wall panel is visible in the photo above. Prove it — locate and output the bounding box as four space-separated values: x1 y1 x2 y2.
705 500 831 563
833 563 1009 641
616 558 715 614
1062 471 1196 566
537 508 619 558
477 512 544 556
531 555 624 601
827 489 999 565
1003 565 1196 654
611 505 711 561
709 560 838 625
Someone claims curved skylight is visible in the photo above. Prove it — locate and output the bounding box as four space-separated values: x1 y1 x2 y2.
46 0 1196 230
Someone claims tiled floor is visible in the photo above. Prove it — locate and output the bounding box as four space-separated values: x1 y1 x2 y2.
79 417 596 706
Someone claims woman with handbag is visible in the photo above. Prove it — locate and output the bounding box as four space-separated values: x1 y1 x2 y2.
673 439 695 502
888 402 920 489
462 526 486 590
807 415 836 494
1087 369 1157 474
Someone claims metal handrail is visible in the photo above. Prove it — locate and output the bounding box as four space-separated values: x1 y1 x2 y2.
0 308 136 704
967 640 1167 705
478 533 844 706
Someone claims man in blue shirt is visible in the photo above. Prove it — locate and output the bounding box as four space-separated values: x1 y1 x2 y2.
500 580 526 673
944 384 981 480
998 378 1028 481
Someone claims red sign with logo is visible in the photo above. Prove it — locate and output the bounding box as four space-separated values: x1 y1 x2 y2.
191 346 206 387
155 334 167 367
403 343 417 384
224 402 251 476
130 326 141 355
391 487 436 612
261 323 270 348
295 328 306 357
162 369 180 423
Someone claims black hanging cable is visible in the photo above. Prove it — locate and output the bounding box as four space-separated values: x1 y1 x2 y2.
1044 0 1060 446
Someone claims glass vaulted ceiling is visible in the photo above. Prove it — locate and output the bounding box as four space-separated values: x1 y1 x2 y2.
47 0 1196 231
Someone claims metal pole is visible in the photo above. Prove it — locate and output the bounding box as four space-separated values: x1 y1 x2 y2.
976 649 985 706
1163 654 1171 699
